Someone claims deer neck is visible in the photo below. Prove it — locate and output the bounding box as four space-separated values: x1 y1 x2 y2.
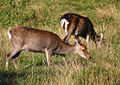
56 42 75 54
90 30 99 43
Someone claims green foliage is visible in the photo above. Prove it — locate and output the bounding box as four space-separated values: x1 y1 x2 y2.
0 0 120 85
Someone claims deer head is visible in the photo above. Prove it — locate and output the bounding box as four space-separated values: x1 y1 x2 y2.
95 33 105 48
74 39 90 59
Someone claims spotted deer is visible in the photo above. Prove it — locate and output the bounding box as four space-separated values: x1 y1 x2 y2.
60 13 105 48
6 26 89 69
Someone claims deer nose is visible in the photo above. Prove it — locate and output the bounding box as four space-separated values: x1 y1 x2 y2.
85 54 90 60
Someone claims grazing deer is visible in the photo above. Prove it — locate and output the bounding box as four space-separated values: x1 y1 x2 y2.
60 13 105 47
6 26 89 69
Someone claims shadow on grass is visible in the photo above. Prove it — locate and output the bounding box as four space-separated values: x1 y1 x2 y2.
0 70 25 85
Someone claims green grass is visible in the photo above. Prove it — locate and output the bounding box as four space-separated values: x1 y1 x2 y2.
0 0 120 85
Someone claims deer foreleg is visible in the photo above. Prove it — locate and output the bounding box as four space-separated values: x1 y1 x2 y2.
45 49 52 66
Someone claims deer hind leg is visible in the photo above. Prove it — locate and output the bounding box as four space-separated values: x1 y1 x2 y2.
63 33 72 44
12 51 22 69
63 27 69 44
63 27 75 44
6 48 22 69
45 49 53 66
86 35 90 47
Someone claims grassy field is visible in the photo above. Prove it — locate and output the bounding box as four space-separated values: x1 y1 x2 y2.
0 0 120 85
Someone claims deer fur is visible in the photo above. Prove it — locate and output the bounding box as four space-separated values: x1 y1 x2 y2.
6 26 89 69
60 13 105 48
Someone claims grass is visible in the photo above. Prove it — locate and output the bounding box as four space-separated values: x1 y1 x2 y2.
0 0 120 85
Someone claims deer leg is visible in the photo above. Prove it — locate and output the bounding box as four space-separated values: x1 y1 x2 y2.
6 48 22 69
63 30 69 44
12 51 22 69
63 36 68 44
63 27 74 44
86 35 90 47
75 36 81 42
45 49 52 66
64 34 72 44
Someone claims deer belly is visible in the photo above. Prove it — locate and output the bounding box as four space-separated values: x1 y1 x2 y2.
73 31 87 39
22 44 45 52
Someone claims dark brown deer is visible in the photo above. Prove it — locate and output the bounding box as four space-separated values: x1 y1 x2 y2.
60 13 105 48
6 26 89 69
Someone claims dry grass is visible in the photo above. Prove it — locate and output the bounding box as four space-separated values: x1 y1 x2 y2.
96 5 120 20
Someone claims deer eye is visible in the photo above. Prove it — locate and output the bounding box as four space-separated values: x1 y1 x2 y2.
82 49 85 52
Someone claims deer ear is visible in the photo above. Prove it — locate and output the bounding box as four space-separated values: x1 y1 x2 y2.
100 33 104 39
74 39 81 45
